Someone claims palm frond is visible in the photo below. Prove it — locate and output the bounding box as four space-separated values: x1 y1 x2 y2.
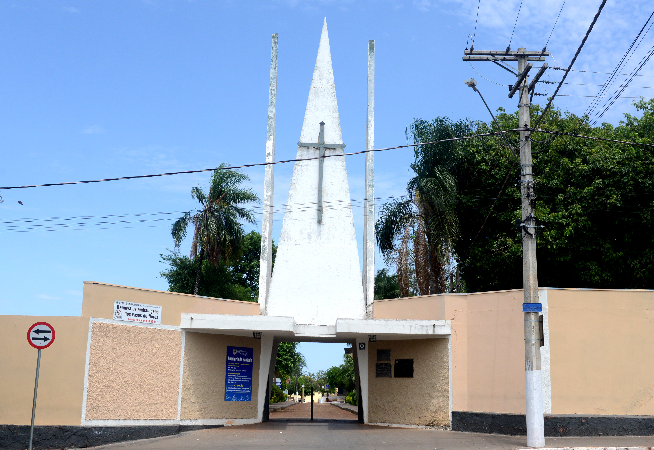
171 212 193 249
375 197 416 264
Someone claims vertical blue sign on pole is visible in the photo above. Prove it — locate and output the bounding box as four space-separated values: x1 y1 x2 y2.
225 346 254 401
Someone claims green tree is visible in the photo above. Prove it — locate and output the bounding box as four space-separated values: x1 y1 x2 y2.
159 252 251 300
324 366 343 393
161 230 277 302
171 165 259 295
376 119 462 296
229 231 277 301
391 100 654 292
339 353 356 392
324 353 355 393
275 342 305 384
374 268 400 300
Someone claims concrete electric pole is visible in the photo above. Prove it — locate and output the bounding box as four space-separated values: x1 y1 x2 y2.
462 48 549 448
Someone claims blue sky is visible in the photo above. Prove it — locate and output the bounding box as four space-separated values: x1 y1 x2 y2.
1 0 652 373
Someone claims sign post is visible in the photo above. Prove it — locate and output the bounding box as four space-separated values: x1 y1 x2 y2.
26 322 55 450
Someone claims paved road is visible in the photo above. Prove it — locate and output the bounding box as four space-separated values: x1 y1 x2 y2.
89 417 654 450
269 402 357 420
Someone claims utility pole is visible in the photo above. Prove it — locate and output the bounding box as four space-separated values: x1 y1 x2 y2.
463 48 548 448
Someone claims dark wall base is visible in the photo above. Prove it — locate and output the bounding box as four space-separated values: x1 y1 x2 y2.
0 424 223 450
452 411 654 437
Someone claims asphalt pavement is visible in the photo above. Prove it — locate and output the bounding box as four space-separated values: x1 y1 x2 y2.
85 407 653 450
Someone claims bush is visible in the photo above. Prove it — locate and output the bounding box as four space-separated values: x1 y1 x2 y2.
345 391 357 406
270 384 287 403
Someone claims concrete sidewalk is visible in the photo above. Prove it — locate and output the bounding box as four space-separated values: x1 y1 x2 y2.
87 422 654 450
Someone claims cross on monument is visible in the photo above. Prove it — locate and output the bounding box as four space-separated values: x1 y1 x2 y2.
297 121 346 223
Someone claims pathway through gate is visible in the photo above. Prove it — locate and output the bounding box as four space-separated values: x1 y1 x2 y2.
269 402 357 421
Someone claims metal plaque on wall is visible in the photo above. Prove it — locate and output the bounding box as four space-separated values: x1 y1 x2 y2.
377 349 391 361
376 362 392 378
394 359 414 378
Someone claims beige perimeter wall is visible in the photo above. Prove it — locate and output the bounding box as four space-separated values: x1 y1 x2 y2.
82 281 260 326
181 333 260 420
85 321 183 420
375 288 654 416
0 316 89 425
374 290 527 414
368 339 450 426
548 289 654 415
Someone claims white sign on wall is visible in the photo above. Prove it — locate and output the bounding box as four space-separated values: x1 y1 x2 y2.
113 301 162 324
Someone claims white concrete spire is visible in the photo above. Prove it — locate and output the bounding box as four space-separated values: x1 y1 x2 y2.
299 18 343 146
265 19 366 325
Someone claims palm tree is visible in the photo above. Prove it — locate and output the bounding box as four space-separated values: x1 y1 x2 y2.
171 164 259 295
375 118 463 295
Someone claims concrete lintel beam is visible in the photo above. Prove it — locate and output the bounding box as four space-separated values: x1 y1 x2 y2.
180 314 295 335
335 318 451 338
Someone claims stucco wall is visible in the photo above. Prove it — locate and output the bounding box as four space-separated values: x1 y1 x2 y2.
464 290 525 413
0 316 89 425
373 294 468 410
82 282 259 326
85 321 182 420
548 289 654 415
181 333 260 420
367 339 450 427
373 290 526 414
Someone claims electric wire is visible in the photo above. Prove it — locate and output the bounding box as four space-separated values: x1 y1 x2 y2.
467 0 483 50
2 126 652 194
544 0 566 49
508 0 525 50
551 66 654 78
585 11 654 119
529 127 654 147
468 62 511 86
534 0 609 128
0 131 523 191
591 40 654 125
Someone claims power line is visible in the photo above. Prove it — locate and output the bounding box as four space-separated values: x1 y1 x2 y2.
585 11 654 119
551 66 654 78
0 131 518 191
2 125 651 194
544 0 566 49
591 41 654 125
508 0 525 49
530 127 654 147
468 62 511 86
467 0 483 50
538 79 654 88
534 0 609 128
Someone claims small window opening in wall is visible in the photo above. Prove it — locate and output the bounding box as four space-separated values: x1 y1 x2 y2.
394 359 414 378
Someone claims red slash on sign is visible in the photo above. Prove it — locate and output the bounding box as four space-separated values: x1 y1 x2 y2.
27 322 55 349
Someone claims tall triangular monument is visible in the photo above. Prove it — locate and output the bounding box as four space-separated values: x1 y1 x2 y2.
264 19 366 325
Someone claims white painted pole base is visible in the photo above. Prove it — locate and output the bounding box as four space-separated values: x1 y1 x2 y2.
525 369 545 447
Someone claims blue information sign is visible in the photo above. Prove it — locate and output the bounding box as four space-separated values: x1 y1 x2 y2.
225 346 254 401
522 303 543 312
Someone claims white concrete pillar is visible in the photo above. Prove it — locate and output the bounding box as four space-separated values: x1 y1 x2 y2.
356 338 369 423
258 34 278 314
257 334 274 421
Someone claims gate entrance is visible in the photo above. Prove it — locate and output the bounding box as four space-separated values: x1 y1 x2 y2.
266 340 360 423
269 402 357 422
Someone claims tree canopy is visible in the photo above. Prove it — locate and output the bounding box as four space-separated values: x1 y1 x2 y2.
374 268 401 300
323 353 356 393
171 165 259 294
379 99 654 292
275 342 305 381
160 230 276 301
